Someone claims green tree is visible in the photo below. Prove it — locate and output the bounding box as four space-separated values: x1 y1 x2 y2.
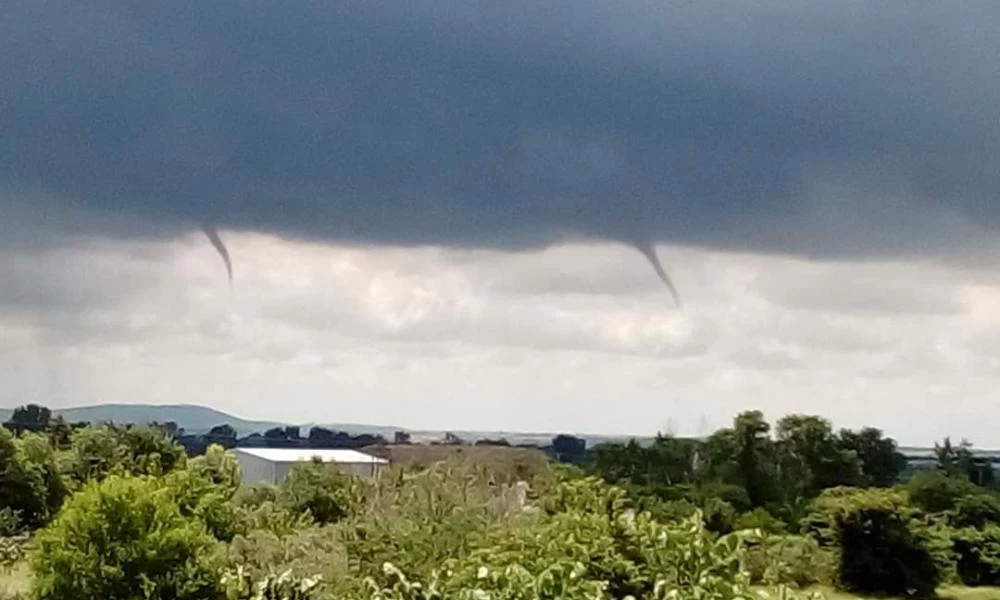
733 411 778 507
118 424 188 476
933 437 994 485
775 414 862 498
30 474 219 600
15 432 69 527
8 404 51 430
838 427 906 487
66 424 130 483
0 426 39 525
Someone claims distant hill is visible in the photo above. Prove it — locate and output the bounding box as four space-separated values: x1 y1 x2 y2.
0 403 399 438
0 403 659 446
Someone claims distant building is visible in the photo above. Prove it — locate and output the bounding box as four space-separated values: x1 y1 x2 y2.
232 447 389 484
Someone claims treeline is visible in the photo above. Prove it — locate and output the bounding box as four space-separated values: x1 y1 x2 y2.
4 406 1000 599
581 411 995 530
1 416 823 600
1 404 387 456
577 410 1000 595
1 403 589 461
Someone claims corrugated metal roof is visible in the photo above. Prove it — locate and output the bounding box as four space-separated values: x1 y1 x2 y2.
233 447 388 464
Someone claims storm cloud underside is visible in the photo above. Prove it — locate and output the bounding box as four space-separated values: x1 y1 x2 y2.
2 2 1000 264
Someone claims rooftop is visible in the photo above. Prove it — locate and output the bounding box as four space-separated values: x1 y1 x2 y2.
233 447 389 464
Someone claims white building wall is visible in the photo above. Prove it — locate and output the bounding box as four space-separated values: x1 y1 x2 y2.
234 449 386 485
234 451 278 485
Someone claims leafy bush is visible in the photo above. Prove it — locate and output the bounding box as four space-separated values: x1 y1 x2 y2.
220 565 323 600
734 507 787 535
447 478 761 600
224 526 349 594
0 429 66 529
234 483 281 508
952 525 1000 587
341 462 510 584
906 470 979 514
280 461 366 525
744 535 834 588
953 493 1000 529
29 474 219 600
0 536 24 571
807 487 942 597
165 466 246 542
0 509 21 538
189 444 242 494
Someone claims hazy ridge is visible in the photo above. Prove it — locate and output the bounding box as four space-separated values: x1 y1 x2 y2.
0 403 653 446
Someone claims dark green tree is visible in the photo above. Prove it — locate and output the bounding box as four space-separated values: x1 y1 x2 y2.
775 414 861 497
8 403 52 431
838 427 906 487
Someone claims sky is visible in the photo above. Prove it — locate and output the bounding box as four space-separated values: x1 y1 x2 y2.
3 2 1000 445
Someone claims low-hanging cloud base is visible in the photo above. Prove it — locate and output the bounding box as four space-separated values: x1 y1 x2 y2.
4 232 1000 446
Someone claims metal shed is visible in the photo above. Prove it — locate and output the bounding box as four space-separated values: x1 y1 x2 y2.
232 447 389 484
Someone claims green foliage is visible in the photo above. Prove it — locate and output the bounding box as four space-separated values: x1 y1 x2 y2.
445 478 762 600
775 415 862 498
235 483 282 508
808 487 942 597
838 427 907 487
164 466 247 542
0 537 24 571
0 429 67 529
0 509 21 538
220 565 323 600
189 444 242 494
744 535 834 588
951 526 1000 587
734 507 787 535
907 470 981 514
340 461 515 584
29 474 219 600
280 460 366 525
953 493 1000 529
224 526 348 594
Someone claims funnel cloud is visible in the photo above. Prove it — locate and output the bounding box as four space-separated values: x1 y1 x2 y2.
201 226 233 288
635 243 682 309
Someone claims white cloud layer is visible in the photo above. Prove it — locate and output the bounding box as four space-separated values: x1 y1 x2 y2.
4 232 1000 446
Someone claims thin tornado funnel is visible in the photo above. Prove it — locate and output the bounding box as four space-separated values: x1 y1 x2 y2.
201 225 233 289
636 242 682 309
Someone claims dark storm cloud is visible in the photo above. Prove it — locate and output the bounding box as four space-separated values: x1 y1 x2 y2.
2 1 999 258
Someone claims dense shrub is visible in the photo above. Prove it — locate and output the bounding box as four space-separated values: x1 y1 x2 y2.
744 535 834 588
906 470 980 514
953 493 1000 529
165 467 247 542
29 475 219 600
447 478 760 600
952 526 1000 587
341 461 513 584
224 526 348 596
0 429 58 529
807 487 942 597
733 507 786 535
0 508 21 537
280 461 367 525
188 444 242 494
